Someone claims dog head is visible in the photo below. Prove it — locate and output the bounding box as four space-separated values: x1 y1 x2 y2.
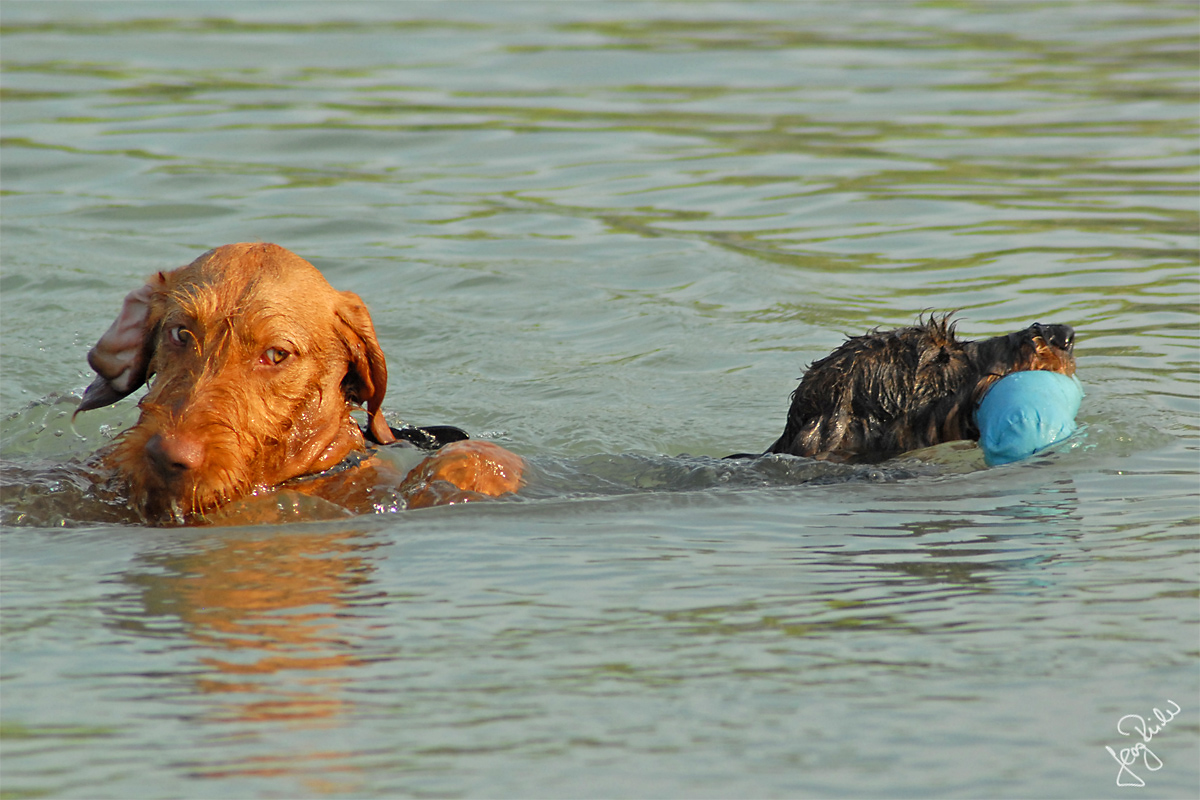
77 242 397 523
969 322 1076 404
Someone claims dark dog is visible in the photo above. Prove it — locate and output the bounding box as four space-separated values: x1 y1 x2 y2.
765 316 1076 461
75 242 523 524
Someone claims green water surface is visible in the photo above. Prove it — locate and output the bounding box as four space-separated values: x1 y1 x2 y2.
1 2 1197 798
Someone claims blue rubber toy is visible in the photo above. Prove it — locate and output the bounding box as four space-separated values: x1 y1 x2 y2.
975 371 1084 466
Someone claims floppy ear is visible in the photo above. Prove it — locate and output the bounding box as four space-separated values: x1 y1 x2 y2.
336 291 396 445
74 272 169 417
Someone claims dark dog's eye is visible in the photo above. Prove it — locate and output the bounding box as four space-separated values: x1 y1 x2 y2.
261 347 290 366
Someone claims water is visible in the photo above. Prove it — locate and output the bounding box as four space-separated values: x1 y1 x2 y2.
1 1 1197 797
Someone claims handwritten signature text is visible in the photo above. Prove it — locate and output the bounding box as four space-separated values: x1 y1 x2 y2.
1105 699 1181 787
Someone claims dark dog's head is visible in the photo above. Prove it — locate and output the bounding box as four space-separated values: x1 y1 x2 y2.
967 321 1076 404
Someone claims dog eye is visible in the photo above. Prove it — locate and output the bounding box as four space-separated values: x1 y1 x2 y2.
261 348 290 366
167 325 190 346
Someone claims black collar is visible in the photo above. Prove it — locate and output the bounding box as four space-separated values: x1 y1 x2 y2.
376 424 470 450
284 424 472 487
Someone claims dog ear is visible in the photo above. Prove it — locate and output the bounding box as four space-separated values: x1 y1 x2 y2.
336 291 396 445
74 272 169 417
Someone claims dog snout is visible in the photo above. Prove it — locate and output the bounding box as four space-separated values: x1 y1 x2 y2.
1035 323 1075 352
145 433 205 477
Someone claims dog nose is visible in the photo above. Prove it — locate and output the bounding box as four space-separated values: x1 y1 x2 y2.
1053 324 1075 350
1037 323 1075 351
145 433 205 475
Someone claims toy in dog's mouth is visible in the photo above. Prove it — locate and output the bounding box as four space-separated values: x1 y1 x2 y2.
971 322 1082 465
975 370 1085 465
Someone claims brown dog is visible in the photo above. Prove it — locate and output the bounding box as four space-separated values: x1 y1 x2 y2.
765 316 1076 461
76 242 522 524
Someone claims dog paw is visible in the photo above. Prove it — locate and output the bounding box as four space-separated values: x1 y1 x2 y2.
399 440 524 507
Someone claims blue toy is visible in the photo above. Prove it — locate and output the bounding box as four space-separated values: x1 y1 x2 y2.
975 371 1084 466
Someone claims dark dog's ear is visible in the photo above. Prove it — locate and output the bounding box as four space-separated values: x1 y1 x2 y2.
336 291 396 445
74 272 169 418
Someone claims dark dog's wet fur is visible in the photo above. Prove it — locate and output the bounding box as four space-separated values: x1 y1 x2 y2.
765 316 1076 462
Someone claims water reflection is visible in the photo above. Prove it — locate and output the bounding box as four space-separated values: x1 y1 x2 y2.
118 528 380 727
859 474 1084 587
